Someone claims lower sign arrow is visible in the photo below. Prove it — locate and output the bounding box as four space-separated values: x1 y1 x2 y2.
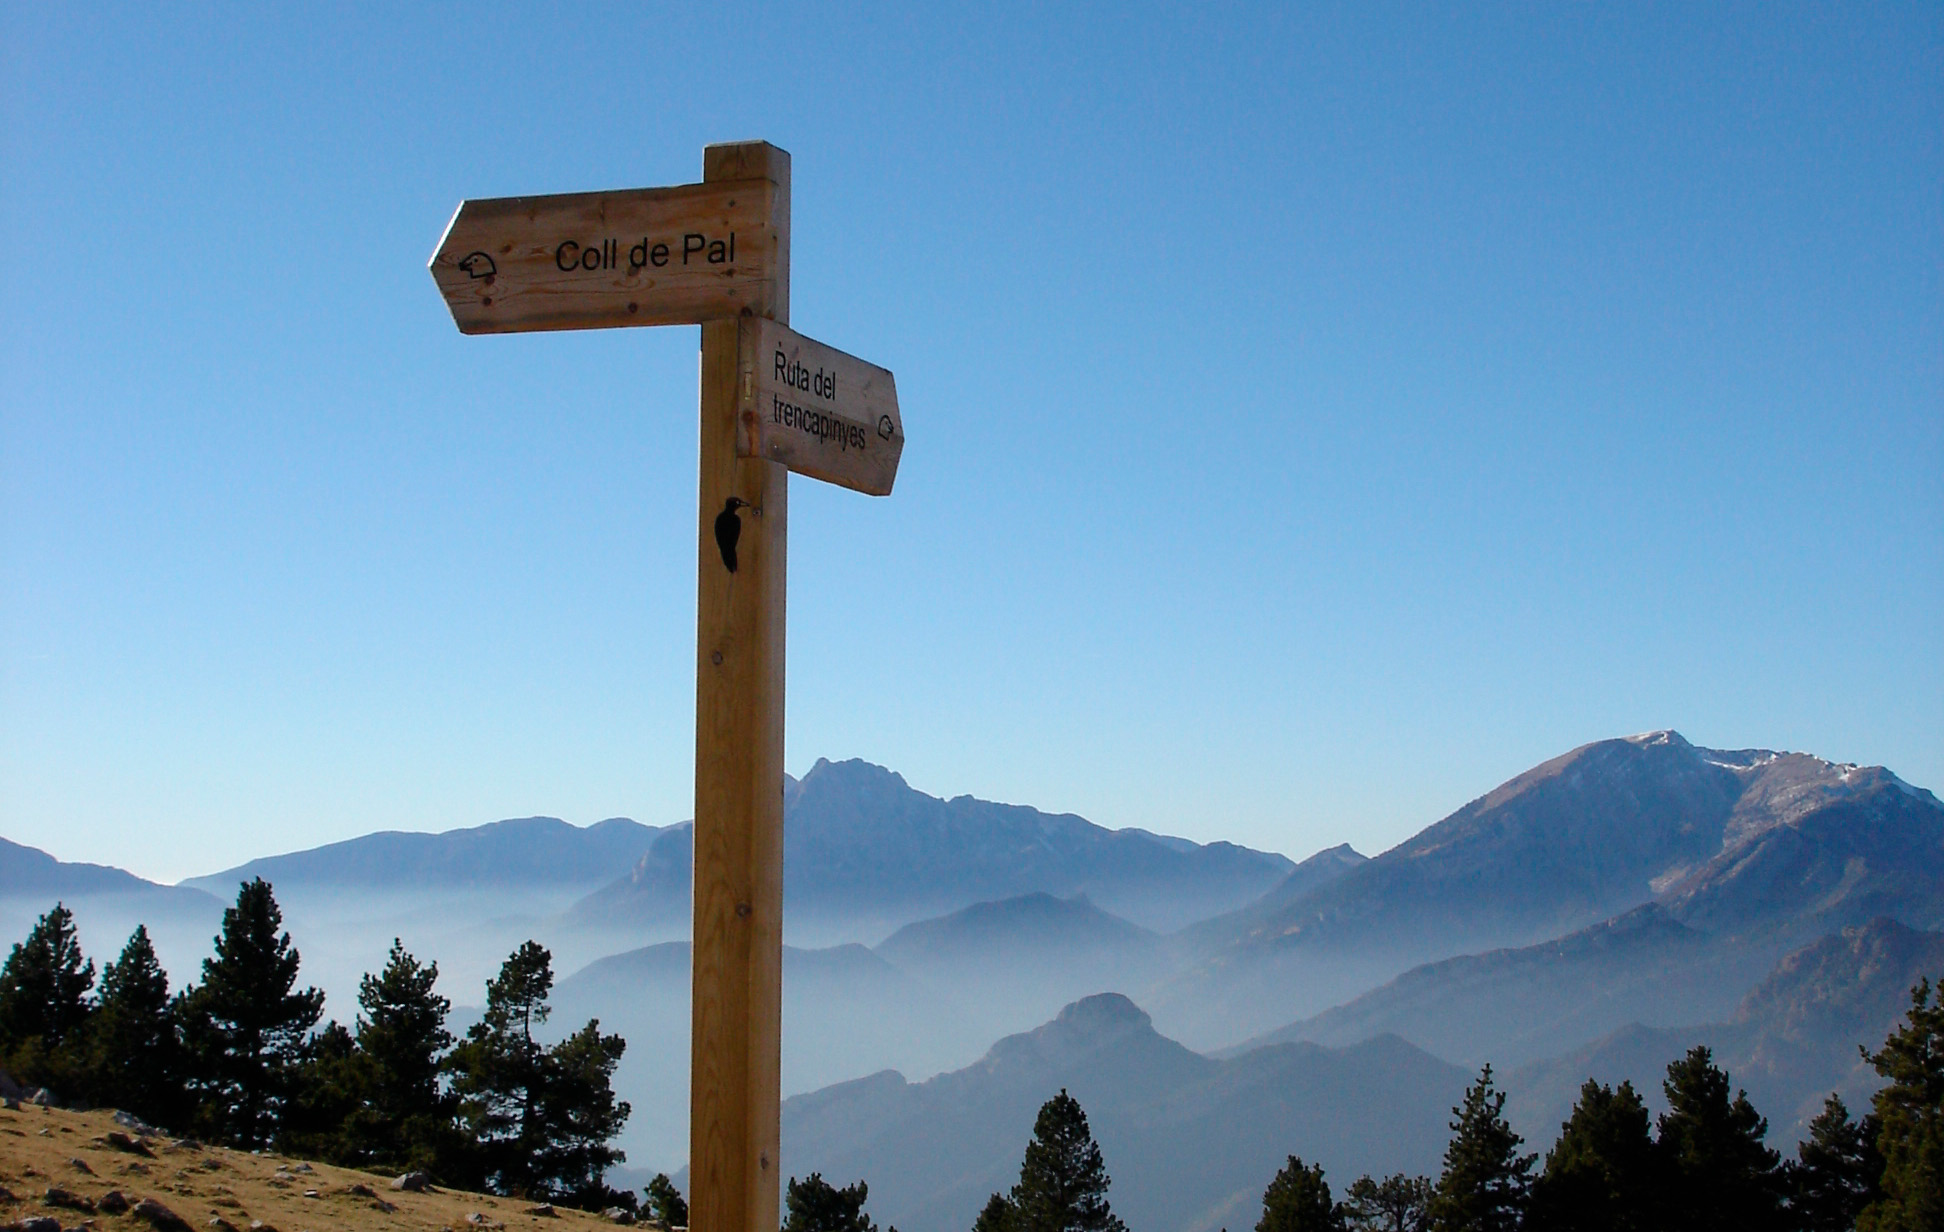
737 318 903 496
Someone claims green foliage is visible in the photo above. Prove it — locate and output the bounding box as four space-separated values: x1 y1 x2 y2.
1341 1175 1430 1232
1787 1093 1882 1232
645 1173 689 1227
177 879 326 1148
1428 1065 1533 1232
534 1018 631 1204
0 903 97 1090
1256 1156 1344 1232
1526 1079 1662 1232
1654 1045 1783 1232
325 939 461 1171
1858 976 1944 1232
972 1192 1016 1232
280 1019 365 1157
446 942 631 1205
84 926 181 1127
784 1173 876 1232
994 1089 1126 1232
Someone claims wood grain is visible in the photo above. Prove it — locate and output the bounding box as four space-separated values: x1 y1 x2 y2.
428 179 781 334
737 317 903 497
689 141 789 1232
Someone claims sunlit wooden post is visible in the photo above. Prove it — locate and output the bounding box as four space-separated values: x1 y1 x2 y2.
689 139 789 1232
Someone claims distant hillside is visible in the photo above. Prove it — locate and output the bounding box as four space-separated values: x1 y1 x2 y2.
876 892 1159 969
182 815 661 894
781 993 1470 1232
0 838 227 986
565 758 1297 941
1155 732 1944 1046
1234 904 1748 1068
1507 917 1944 1145
0 838 219 906
550 938 960 1171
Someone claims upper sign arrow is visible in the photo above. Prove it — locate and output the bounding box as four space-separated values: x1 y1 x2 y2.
428 178 783 335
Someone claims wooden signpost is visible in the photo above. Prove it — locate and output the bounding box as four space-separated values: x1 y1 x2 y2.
429 141 901 1232
739 318 903 497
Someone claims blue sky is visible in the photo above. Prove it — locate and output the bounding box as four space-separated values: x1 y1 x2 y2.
3 4 1938 884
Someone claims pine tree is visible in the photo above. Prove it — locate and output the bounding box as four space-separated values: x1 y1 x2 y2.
83 925 180 1127
1787 1093 1882 1232
280 1019 365 1158
644 1173 688 1227
447 942 631 1205
178 878 326 1147
0 903 96 1089
1857 976 1943 1232
1654 1045 1783 1232
1257 1156 1344 1232
342 939 457 1168
1004 1090 1126 1232
1341 1175 1430 1232
448 941 555 1195
1427 1065 1534 1232
972 1192 1016 1232
1525 1079 1662 1232
784 1173 876 1232
535 1018 630 1205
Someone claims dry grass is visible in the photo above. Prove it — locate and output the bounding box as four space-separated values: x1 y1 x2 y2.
0 1104 625 1232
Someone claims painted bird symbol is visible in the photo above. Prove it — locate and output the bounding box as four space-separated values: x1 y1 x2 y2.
714 497 750 573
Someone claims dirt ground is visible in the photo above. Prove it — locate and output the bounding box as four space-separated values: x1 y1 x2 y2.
0 1104 627 1232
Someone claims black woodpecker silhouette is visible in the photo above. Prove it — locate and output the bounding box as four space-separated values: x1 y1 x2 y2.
714 497 749 573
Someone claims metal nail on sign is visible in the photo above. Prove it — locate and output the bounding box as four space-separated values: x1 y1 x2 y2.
737 317 903 497
428 179 782 334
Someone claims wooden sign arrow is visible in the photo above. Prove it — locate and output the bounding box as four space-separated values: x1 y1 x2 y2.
736 318 903 496
428 178 783 334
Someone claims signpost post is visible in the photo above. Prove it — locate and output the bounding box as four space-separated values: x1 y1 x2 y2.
429 140 900 1232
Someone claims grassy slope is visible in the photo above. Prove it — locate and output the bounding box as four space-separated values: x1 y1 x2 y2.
0 1105 622 1232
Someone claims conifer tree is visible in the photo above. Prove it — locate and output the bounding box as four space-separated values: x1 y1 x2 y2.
972 1192 1016 1232
1525 1079 1662 1232
1427 1065 1533 1232
1654 1045 1782 1232
1003 1089 1125 1232
1341 1175 1430 1232
178 878 326 1147
644 1173 688 1227
447 941 632 1205
784 1173 876 1232
0 903 96 1087
1257 1156 1344 1232
1788 1093 1882 1232
84 925 179 1126
280 1019 364 1157
1857 976 1943 1232
449 941 555 1195
535 1018 631 1204
340 939 456 1168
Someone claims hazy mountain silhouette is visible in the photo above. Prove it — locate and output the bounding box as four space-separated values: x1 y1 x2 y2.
1154 731 1944 1047
565 758 1297 944
182 815 662 893
780 993 1469 1232
0 838 225 988
0 838 219 905
1506 917 1944 1145
877 892 1161 970
548 939 958 1171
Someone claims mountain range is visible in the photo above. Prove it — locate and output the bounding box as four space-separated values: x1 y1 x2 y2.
4 727 1940 1226
778 993 1469 1232
566 758 1298 943
1150 731 1944 1045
